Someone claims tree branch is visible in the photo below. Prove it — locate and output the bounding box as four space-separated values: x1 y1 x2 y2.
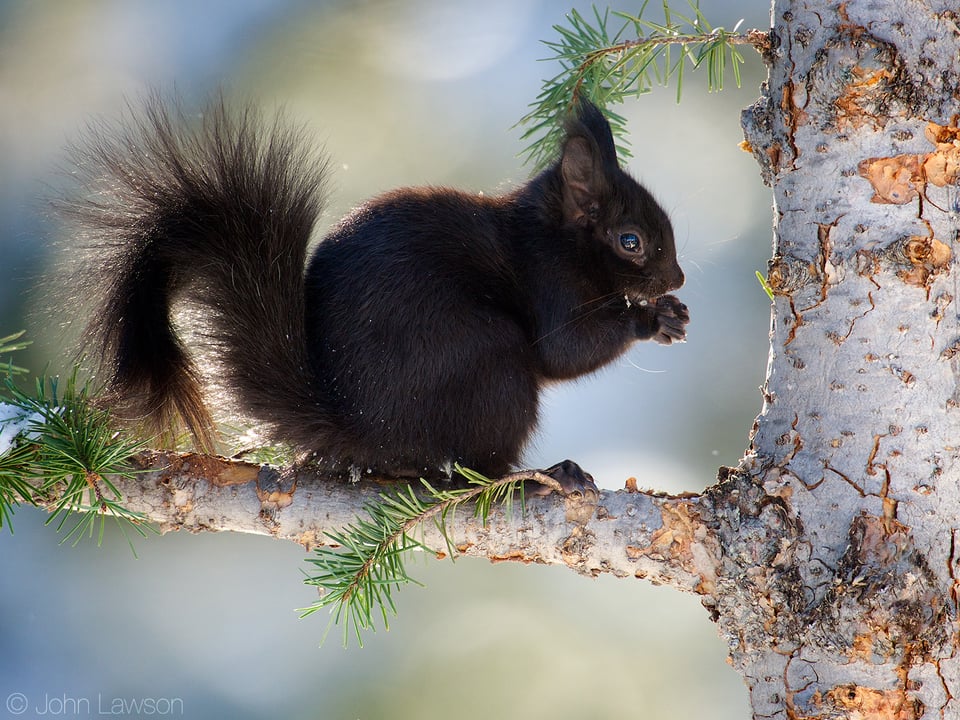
65 450 719 595
577 28 770 71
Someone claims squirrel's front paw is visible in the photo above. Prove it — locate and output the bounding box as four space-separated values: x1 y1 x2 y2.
651 294 689 345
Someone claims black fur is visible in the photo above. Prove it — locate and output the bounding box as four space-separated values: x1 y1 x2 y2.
61 95 688 478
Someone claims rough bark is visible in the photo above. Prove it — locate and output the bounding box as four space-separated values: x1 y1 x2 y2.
77 451 711 594
732 0 960 716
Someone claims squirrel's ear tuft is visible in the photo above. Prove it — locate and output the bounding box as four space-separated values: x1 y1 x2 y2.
567 99 618 168
560 135 604 224
559 99 618 224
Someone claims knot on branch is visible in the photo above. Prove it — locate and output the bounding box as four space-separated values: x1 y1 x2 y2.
767 254 817 296
810 514 949 662
807 26 919 132
702 464 952 694
700 467 809 646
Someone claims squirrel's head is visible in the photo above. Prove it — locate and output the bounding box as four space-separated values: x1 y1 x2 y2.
558 99 684 301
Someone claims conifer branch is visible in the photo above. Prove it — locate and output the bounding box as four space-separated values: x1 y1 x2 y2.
0 330 31 375
300 467 564 647
517 2 769 169
0 341 149 545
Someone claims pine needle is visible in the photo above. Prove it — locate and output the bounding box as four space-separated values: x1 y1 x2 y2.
0 340 151 547
516 1 761 169
300 466 534 647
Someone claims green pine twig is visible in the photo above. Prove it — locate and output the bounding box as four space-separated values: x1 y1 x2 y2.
301 467 556 647
0 342 151 546
0 330 31 375
0 428 38 530
517 2 769 169
756 270 775 301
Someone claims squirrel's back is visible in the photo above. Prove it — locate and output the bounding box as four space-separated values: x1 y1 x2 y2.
304 188 538 475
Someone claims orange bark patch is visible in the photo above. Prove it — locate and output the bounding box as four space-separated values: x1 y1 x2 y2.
489 550 533 564
857 155 920 204
161 452 260 487
849 633 875 663
835 65 896 131
923 119 960 186
898 235 952 288
858 117 960 203
256 485 295 511
626 500 715 593
633 502 707 575
645 501 699 561
825 684 922 720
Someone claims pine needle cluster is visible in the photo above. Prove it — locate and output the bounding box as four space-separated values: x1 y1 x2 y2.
0 332 149 547
301 467 533 647
517 1 759 169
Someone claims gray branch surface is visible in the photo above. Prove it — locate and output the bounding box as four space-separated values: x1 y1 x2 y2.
93 450 714 595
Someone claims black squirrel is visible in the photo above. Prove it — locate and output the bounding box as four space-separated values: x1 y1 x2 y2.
60 95 688 488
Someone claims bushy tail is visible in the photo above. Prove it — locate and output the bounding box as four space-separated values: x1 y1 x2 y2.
59 94 332 451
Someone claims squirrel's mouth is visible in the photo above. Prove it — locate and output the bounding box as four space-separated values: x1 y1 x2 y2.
623 291 652 307
623 272 684 305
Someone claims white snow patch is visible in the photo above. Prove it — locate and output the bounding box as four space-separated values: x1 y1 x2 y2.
0 403 45 456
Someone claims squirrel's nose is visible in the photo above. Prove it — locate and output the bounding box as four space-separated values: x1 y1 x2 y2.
668 263 685 291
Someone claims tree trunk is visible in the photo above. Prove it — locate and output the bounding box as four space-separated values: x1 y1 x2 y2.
732 0 960 716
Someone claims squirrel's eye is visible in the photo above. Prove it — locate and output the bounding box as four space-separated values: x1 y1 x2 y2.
619 232 641 252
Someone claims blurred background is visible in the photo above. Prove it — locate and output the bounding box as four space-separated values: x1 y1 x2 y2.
0 1 773 718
